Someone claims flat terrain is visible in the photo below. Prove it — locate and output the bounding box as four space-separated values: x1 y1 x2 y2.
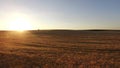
0 30 120 68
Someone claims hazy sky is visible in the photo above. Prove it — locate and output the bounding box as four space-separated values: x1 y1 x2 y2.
0 0 120 30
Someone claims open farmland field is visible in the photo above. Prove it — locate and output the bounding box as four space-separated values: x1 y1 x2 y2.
0 30 120 68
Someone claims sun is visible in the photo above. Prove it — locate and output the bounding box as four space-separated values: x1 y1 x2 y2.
9 19 32 31
8 13 33 31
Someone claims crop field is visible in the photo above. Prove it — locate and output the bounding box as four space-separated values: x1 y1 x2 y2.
0 30 120 68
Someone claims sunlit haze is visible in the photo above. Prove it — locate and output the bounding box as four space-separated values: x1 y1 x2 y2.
7 13 33 31
0 0 120 30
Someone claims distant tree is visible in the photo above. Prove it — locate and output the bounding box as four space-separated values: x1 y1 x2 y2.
38 29 40 31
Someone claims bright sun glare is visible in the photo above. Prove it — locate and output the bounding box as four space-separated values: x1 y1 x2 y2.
8 13 33 31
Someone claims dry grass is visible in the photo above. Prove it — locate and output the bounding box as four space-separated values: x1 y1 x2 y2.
0 30 120 68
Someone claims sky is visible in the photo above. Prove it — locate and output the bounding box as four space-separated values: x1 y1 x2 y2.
0 0 120 30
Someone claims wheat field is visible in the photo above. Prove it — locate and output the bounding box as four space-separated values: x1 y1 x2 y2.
0 30 120 68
